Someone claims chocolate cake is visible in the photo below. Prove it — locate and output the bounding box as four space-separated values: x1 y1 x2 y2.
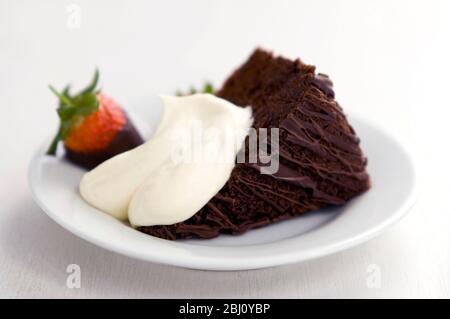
139 49 370 240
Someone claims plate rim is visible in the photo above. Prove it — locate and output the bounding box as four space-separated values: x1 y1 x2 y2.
28 114 419 271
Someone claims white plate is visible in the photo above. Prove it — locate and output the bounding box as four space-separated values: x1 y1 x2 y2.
28 102 418 271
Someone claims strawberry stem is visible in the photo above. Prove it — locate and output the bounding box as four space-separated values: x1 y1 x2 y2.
47 126 62 155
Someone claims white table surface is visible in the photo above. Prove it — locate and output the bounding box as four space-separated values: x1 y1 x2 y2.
1 0 449 298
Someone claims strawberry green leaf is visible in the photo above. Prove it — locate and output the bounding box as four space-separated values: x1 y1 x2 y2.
49 85 72 106
177 82 214 96
60 85 72 106
59 120 73 140
73 93 99 116
203 82 213 94
57 106 77 121
79 69 99 95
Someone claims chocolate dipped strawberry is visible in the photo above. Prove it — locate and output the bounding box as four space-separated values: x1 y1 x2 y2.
47 70 143 169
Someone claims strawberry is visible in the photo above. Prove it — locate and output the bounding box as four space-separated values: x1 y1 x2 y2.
47 70 143 169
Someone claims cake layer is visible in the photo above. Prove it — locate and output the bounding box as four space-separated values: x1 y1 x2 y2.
138 49 370 240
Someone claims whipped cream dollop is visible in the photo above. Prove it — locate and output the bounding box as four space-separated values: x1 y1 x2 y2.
79 94 253 226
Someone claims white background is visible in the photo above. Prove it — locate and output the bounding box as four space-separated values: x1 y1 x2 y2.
1 0 449 298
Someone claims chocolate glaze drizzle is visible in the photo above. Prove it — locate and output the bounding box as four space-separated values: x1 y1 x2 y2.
138 49 370 240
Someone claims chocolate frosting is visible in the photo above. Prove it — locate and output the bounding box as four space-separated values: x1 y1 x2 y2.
313 73 335 98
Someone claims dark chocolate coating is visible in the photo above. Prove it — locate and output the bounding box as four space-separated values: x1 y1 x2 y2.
65 115 143 170
138 49 370 240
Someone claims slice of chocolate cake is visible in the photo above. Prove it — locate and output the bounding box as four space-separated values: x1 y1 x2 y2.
139 48 370 240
